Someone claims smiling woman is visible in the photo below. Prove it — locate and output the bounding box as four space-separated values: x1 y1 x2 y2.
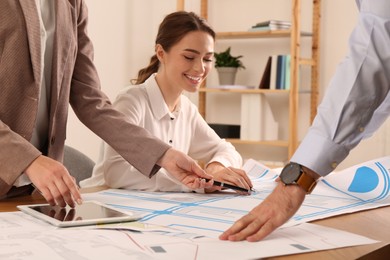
80 11 253 194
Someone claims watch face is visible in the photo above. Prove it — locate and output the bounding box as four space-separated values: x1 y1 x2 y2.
280 163 302 184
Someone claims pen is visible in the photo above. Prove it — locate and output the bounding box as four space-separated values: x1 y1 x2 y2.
211 180 254 193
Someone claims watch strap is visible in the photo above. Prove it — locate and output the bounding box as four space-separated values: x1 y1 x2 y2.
296 170 317 194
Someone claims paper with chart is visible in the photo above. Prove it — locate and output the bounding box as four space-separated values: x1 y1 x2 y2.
82 156 390 239
0 212 378 260
2 156 387 259
0 212 156 259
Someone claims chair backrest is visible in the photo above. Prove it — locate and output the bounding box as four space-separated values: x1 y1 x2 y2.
63 145 95 185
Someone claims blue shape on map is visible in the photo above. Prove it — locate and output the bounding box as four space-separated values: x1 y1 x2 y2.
348 166 379 193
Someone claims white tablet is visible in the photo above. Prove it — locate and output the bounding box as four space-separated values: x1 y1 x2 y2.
17 201 141 227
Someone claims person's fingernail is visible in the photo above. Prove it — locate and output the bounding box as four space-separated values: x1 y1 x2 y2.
77 198 83 205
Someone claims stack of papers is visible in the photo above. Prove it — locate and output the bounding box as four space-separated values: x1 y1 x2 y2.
249 20 291 31
2 156 389 259
0 212 378 259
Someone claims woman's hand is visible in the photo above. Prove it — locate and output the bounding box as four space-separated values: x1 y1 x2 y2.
157 148 214 190
205 162 252 194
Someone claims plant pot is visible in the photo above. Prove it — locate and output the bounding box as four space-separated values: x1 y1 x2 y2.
216 67 238 85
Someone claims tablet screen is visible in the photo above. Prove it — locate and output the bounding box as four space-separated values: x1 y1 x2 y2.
18 201 140 227
30 202 126 221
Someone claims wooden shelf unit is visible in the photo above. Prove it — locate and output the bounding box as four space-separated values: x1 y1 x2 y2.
177 0 321 160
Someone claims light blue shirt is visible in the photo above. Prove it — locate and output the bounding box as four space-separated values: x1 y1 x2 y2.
292 0 390 176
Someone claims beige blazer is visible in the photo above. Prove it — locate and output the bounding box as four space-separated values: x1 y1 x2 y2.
0 0 169 195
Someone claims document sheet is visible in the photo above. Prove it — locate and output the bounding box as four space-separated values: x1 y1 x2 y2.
84 156 390 237
0 212 378 260
2 157 388 259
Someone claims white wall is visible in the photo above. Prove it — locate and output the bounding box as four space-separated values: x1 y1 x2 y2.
66 0 389 170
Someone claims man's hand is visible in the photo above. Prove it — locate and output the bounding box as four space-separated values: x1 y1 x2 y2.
205 163 253 194
157 148 213 190
219 182 305 242
25 155 83 208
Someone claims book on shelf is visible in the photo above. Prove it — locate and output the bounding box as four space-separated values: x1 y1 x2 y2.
254 20 291 27
249 20 291 31
284 55 291 90
275 55 284 89
270 55 278 89
258 54 291 90
248 25 290 32
258 56 271 89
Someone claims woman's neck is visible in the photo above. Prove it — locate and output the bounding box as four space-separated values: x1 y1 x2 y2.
155 74 182 112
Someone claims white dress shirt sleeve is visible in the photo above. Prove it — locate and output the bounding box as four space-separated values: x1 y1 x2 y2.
292 0 390 176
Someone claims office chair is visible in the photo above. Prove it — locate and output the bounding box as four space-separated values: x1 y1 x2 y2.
63 145 95 185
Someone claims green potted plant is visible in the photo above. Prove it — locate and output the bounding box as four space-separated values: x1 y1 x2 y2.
214 47 245 85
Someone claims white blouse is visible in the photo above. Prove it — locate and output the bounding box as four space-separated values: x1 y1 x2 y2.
80 74 242 192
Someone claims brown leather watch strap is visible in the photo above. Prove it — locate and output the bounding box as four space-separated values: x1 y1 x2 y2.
296 171 317 193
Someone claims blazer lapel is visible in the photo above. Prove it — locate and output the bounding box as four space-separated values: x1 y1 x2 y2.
19 0 41 84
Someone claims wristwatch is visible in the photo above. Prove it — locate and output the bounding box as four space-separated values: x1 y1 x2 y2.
279 162 317 194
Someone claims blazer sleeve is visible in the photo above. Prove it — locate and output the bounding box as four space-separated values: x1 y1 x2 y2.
0 0 43 195
0 121 41 195
68 0 170 177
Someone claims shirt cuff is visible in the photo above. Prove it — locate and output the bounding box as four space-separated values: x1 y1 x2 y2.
291 131 349 176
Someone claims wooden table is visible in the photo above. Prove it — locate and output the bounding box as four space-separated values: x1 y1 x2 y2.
1 189 389 259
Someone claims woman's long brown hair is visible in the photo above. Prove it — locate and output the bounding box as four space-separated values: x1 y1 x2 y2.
131 11 215 85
